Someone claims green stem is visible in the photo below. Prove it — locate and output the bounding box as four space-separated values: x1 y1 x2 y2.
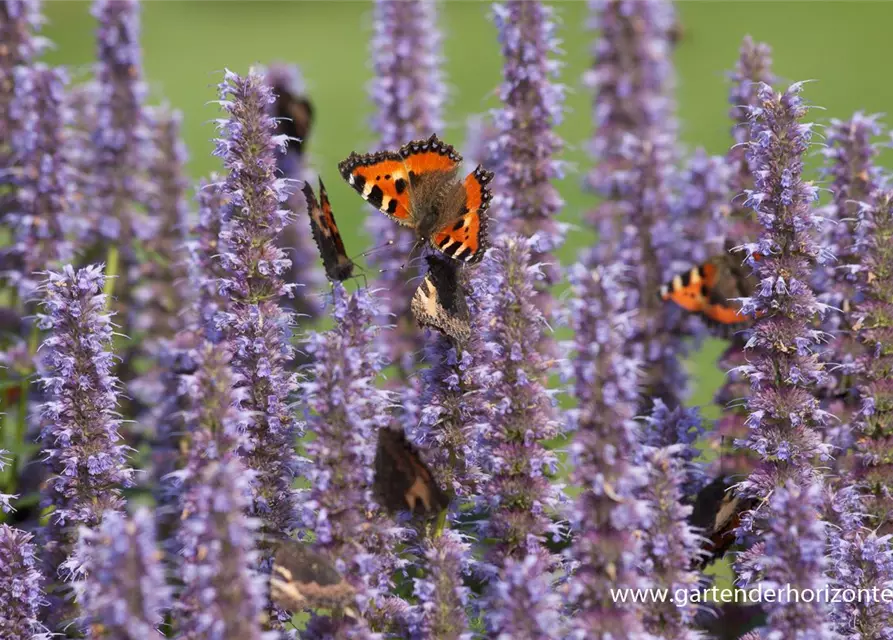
104 244 120 309
433 508 447 538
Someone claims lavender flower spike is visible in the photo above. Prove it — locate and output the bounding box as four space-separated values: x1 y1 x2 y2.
213 69 304 537
490 0 566 289
367 0 447 375
736 83 831 501
38 265 133 568
0 524 51 640
564 263 652 638
410 530 472 640
475 235 561 563
3 64 77 298
89 0 153 247
73 509 170 639
485 553 561 640
175 460 270 640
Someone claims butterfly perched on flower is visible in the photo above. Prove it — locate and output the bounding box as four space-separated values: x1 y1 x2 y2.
301 178 353 282
411 254 470 343
660 246 758 332
270 539 356 613
373 426 449 517
689 475 758 568
338 134 494 263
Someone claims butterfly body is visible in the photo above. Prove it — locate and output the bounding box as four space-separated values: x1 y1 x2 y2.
373 427 449 517
411 254 470 343
302 178 353 282
660 250 758 330
339 134 493 264
689 475 757 568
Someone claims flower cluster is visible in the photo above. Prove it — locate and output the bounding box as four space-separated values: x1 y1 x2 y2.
410 530 472 640
0 524 50 640
564 263 652 638
212 69 303 537
37 265 133 570
489 0 566 294
72 508 170 639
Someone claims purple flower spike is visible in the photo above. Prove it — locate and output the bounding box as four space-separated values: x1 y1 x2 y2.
0 525 51 640
736 83 831 502
73 509 170 639
188 174 228 341
474 236 561 563
301 284 401 621
851 191 893 530
640 446 704 638
367 0 447 375
89 0 153 246
131 106 192 339
490 0 566 297
583 0 677 199
174 459 270 640
410 530 472 640
677 148 734 265
485 553 561 640
564 263 652 638
213 69 304 537
642 400 707 498
3 64 77 298
739 481 834 639
37 264 133 570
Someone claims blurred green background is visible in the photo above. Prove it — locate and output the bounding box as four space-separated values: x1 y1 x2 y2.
40 0 893 411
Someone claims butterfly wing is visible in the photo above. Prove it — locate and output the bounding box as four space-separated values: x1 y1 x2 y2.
411 255 471 343
373 427 449 517
302 178 353 282
272 88 313 155
271 540 355 612
430 166 493 263
338 134 463 228
689 476 757 568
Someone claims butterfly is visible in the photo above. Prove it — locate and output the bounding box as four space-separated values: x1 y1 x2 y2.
271 84 313 157
411 254 470 343
270 539 356 613
688 475 757 568
373 426 449 517
338 133 494 264
660 248 758 331
301 178 354 282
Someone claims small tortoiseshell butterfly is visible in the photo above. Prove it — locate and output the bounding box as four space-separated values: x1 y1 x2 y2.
689 475 757 568
373 426 449 517
270 539 356 612
338 134 494 264
411 254 470 343
302 178 353 282
660 250 758 330
272 85 313 157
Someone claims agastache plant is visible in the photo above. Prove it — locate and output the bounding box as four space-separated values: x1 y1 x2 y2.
213 69 303 538
490 0 566 299
3 64 77 298
88 0 153 259
367 0 447 375
851 190 893 531
71 508 170 639
0 524 50 640
410 530 472 640
564 263 652 638
485 553 562 640
189 175 228 341
37 265 133 575
301 284 402 632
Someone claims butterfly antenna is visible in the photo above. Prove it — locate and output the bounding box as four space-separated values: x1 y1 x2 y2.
378 238 425 275
350 239 395 263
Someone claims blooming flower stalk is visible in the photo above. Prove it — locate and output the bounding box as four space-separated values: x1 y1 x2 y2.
677 148 733 265
367 0 447 374
736 83 831 500
189 175 228 341
475 236 561 563
3 64 77 298
301 284 402 630
851 190 893 530
639 445 704 638
88 0 152 251
72 508 170 640
37 265 133 572
0 524 50 640
490 1 565 297
213 69 303 537
564 263 652 638
485 553 561 640
410 530 472 640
